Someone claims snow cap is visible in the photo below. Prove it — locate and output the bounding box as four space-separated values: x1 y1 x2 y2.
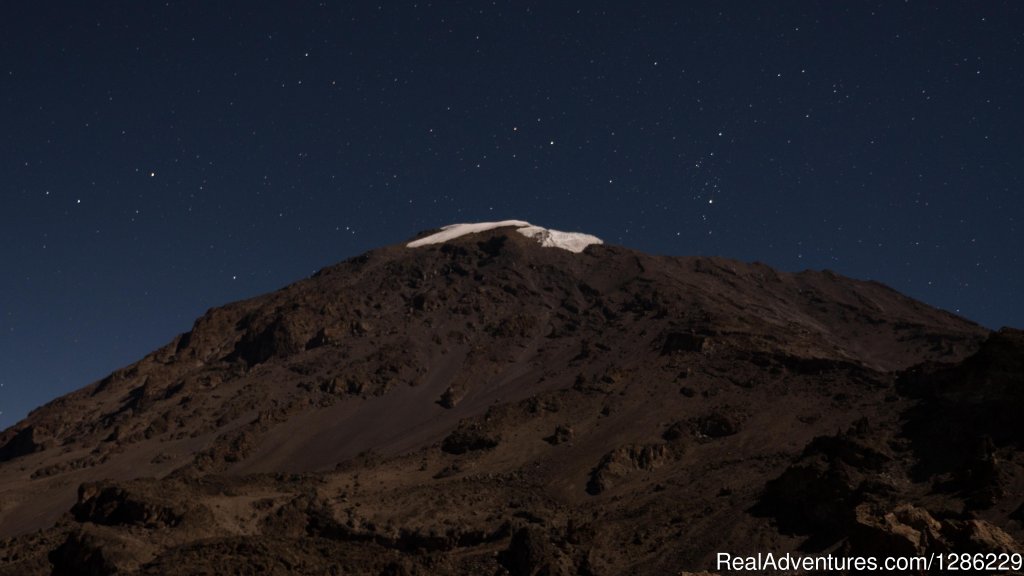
407 220 602 253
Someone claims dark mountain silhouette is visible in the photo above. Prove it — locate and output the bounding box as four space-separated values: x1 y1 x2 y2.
0 224 1019 575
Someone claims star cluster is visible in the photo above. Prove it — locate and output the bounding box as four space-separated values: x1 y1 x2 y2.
1 2 1021 428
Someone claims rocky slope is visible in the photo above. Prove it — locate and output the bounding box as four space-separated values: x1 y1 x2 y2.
1 224 1019 575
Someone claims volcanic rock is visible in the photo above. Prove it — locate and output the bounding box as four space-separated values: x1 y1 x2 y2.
0 222 1018 574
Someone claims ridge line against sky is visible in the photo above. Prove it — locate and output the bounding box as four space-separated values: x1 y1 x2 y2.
2 2 1022 429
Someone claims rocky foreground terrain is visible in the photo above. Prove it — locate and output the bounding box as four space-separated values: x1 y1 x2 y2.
0 224 1020 574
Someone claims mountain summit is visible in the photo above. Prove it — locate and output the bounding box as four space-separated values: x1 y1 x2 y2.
407 220 603 253
1 225 1019 575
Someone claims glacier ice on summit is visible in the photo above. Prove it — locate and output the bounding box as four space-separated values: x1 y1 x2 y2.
407 220 602 253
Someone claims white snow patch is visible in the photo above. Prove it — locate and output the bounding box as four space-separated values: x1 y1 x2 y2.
406 220 531 247
515 225 603 253
407 220 602 253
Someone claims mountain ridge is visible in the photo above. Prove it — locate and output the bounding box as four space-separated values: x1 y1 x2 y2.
2 225 1018 575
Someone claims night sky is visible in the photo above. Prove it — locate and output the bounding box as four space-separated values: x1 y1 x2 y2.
2 2 1022 429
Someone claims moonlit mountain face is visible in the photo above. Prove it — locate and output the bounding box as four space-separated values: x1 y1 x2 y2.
1 226 1020 575
4 2 1022 463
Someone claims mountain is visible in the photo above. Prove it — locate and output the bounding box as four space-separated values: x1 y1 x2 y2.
1 222 1019 575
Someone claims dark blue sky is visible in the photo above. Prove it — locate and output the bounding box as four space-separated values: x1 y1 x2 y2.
2 2 1022 429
